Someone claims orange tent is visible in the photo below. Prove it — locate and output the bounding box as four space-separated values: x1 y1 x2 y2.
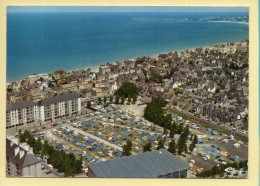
108 132 114 137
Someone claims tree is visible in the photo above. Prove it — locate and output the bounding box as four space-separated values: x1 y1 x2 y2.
115 95 120 104
143 142 152 152
122 140 133 156
104 96 107 104
163 125 168 135
109 96 113 103
156 139 165 150
133 94 137 104
168 140 176 154
176 123 184 134
128 95 132 103
169 126 176 138
98 97 102 105
121 95 125 105
115 82 138 98
87 101 91 108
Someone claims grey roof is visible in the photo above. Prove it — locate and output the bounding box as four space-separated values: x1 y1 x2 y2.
39 92 80 106
6 138 41 168
6 101 37 112
88 149 190 178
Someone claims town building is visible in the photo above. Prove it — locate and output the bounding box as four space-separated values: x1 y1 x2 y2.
38 92 81 123
6 137 41 177
88 149 191 178
6 92 81 129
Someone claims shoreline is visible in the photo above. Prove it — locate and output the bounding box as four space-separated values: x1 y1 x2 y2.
6 40 247 84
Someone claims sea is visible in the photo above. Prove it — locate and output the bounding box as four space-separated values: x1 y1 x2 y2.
7 12 249 82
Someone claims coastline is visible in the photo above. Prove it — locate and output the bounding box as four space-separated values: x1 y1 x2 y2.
6 40 247 85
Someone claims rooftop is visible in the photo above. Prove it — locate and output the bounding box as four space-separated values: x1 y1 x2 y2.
88 149 190 178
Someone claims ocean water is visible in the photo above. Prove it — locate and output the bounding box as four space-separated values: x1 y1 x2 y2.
7 12 249 82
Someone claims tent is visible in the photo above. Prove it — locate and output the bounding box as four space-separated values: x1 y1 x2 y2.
86 156 93 161
230 155 239 162
100 145 107 149
89 146 96 151
72 149 78 153
198 139 205 144
56 144 62 149
94 143 101 147
80 144 85 148
111 139 118 143
74 136 80 140
87 139 94 144
212 131 218 135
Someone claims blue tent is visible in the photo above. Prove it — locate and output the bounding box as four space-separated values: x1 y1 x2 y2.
86 124 92 127
52 123 57 126
149 138 155 142
94 143 101 147
115 152 122 157
198 139 205 144
33 134 37 138
82 126 87 130
113 148 118 153
142 136 147 140
219 157 226 162
100 145 107 149
122 132 129 136
212 153 218 158
89 146 96 151
204 144 210 149
120 141 126 146
74 136 80 140
230 155 239 162
111 139 118 143
96 151 103 156
93 126 100 129
208 136 215 141
86 156 93 161
87 139 94 144
212 131 218 135
72 149 79 153
13 133 19 137
206 128 212 132
142 131 148 135
64 131 70 135
80 144 85 148
56 144 62 149
65 136 69 140
113 133 118 137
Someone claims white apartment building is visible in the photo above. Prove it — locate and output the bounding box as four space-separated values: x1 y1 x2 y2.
6 92 81 129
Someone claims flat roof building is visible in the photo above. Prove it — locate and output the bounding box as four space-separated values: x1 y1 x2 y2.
88 149 191 178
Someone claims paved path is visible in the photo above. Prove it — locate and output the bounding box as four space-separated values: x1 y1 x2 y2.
64 124 123 151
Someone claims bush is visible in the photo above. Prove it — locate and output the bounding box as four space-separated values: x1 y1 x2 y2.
226 172 231 175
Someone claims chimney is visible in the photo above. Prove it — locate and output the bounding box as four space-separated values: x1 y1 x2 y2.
14 147 20 156
19 150 25 159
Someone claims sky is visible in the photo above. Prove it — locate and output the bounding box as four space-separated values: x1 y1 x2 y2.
8 6 249 13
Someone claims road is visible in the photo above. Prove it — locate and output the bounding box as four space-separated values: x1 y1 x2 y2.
64 124 123 151
168 106 248 140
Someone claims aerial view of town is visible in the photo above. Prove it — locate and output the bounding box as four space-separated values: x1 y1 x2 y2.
6 6 249 178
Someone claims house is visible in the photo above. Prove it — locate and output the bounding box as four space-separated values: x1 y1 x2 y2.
6 137 42 177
